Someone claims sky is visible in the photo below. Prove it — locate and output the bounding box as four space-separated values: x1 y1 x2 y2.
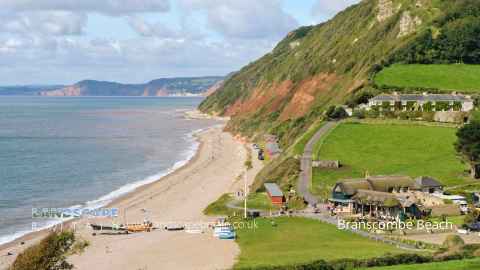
0 0 360 85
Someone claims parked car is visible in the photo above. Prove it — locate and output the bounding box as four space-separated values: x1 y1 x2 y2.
258 148 264 158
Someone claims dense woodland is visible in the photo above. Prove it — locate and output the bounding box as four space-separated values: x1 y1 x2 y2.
392 0 480 64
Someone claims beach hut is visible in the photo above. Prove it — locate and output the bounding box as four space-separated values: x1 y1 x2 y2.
264 183 284 205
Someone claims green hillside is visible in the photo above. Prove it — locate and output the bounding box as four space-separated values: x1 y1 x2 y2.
199 0 480 197
200 0 480 147
375 64 480 92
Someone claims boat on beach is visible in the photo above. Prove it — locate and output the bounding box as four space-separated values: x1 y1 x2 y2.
90 221 154 233
213 223 236 240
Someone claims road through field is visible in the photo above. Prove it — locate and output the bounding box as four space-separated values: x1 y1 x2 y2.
298 121 338 206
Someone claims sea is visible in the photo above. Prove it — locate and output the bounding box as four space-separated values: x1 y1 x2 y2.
0 96 220 245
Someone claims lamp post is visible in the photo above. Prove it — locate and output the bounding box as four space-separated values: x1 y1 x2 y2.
244 149 253 219
244 167 247 219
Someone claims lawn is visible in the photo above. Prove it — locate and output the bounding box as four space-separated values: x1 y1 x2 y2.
312 123 470 197
234 192 280 211
234 217 403 269
363 258 480 270
374 64 480 93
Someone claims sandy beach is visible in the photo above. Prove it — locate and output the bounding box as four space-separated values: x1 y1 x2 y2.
0 122 262 270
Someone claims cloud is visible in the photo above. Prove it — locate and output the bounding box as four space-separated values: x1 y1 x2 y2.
178 0 298 40
0 0 170 16
0 0 301 85
312 0 361 18
126 16 179 39
0 11 87 36
0 32 274 84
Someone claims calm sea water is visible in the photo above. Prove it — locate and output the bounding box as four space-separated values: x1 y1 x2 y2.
0 97 220 245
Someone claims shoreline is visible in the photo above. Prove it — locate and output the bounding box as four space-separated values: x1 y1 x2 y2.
0 124 206 249
67 125 244 269
0 111 248 270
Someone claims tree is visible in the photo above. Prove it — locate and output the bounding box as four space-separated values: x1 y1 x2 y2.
346 91 374 108
326 106 348 120
456 121 480 178
464 209 480 225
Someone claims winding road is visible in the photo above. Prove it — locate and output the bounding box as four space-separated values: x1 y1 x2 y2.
296 121 419 250
298 121 338 206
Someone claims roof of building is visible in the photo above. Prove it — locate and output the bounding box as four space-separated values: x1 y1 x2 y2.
352 190 400 207
351 190 419 208
264 183 283 197
415 176 443 188
367 176 415 192
335 180 372 196
336 175 415 195
429 204 461 217
370 94 472 103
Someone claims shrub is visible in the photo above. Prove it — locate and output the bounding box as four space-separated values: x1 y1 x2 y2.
325 106 336 118
346 91 375 108
203 193 235 216
423 102 434 112
381 102 392 112
406 101 416 111
69 238 89 255
287 195 307 210
326 106 348 120
443 235 466 249
235 253 458 270
352 109 366 119
436 101 452 111
453 102 463 111
464 209 480 225
11 231 75 270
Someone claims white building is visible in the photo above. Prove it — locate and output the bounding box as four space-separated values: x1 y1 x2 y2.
368 93 474 112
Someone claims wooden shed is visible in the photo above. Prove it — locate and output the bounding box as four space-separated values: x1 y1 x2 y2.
264 183 284 205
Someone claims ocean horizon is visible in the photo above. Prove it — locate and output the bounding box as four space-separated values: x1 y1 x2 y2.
0 96 220 245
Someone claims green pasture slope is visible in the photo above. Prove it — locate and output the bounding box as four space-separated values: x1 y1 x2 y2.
312 122 470 196
234 217 403 269
375 64 480 93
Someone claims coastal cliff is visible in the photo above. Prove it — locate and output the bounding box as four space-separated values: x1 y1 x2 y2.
38 77 224 97
199 0 480 146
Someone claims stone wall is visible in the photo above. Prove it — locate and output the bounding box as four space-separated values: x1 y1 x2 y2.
313 160 340 169
434 111 468 123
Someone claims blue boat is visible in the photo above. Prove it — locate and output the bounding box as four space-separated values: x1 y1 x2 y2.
213 224 236 239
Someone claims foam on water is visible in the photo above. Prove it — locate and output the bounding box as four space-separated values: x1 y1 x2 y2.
85 128 203 209
0 97 219 248
0 128 205 247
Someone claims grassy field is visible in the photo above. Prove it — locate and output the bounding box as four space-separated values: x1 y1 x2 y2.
234 217 403 269
363 258 480 270
374 64 480 93
312 123 470 196
203 193 235 216
234 192 280 211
